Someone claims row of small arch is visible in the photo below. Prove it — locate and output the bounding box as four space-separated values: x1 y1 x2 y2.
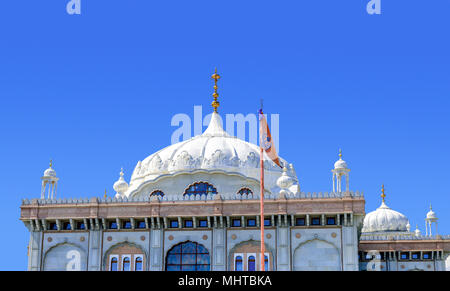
149 182 253 198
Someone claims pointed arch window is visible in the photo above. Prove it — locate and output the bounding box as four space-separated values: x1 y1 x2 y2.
237 188 253 195
184 182 217 196
150 190 165 197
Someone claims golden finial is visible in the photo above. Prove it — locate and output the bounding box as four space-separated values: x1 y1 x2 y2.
49 159 53 168
104 189 107 199
338 149 342 159
211 68 221 113
381 184 386 203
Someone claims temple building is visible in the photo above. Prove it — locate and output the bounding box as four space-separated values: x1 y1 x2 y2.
19 71 450 271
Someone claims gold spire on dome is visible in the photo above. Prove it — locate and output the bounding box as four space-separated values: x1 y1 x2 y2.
338 149 342 159
211 68 221 113
49 159 53 168
381 184 386 203
104 189 107 199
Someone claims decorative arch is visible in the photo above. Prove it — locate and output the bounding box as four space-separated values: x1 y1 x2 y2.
43 242 87 271
150 190 165 197
102 241 148 271
293 238 341 271
237 187 253 195
227 239 274 271
183 182 217 197
165 241 210 271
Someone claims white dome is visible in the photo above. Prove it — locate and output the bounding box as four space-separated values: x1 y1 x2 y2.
43 167 56 178
113 168 129 194
277 167 294 189
426 207 437 220
127 112 297 195
362 201 410 233
334 158 348 169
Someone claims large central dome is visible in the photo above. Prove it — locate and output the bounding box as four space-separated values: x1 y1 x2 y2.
126 112 297 196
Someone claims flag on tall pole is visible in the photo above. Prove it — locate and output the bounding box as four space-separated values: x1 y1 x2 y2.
259 105 282 271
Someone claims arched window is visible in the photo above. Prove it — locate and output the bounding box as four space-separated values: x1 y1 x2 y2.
184 182 217 196
166 241 210 271
235 255 243 271
264 255 269 271
135 256 143 271
237 188 253 195
110 257 118 271
150 190 165 197
248 255 256 271
123 257 130 271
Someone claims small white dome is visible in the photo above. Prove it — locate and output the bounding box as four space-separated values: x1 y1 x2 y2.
415 225 421 236
362 201 410 233
276 167 294 189
426 206 437 220
43 167 56 177
333 150 348 170
113 168 129 194
334 159 348 169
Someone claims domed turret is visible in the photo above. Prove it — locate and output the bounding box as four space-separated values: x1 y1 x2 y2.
425 204 438 236
41 160 59 199
113 168 129 197
362 185 410 233
415 225 421 237
331 149 350 193
334 149 348 169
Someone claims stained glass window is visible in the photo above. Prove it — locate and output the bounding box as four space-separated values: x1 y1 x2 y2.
238 188 253 195
184 182 217 196
166 241 210 271
296 218 305 226
247 219 256 227
184 220 193 228
248 256 256 271
150 190 165 197
235 256 243 271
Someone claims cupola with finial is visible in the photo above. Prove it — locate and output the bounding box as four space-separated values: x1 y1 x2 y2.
113 168 129 198
331 149 350 193
41 159 59 199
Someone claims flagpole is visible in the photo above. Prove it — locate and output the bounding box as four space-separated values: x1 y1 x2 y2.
260 111 265 271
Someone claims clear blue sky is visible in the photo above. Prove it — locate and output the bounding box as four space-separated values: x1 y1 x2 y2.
0 1 449 270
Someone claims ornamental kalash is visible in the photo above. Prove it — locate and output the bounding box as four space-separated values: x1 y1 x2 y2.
20 70 450 271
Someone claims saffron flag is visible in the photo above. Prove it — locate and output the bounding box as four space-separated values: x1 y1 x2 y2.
259 109 282 168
